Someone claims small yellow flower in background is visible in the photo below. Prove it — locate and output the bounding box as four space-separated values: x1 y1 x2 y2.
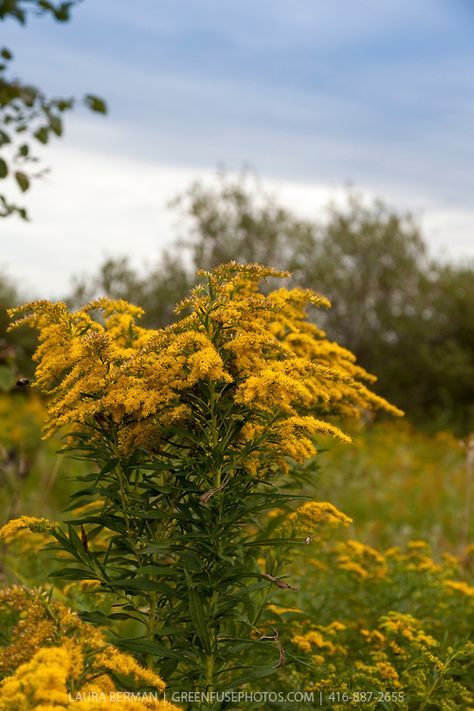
292 622 347 657
336 539 387 580
443 580 474 597
283 501 352 539
380 612 438 649
337 559 369 578
360 629 386 647
267 604 303 615
63 579 101 597
407 540 430 551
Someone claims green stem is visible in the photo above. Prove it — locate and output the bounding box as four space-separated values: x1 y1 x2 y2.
205 652 215 691
147 592 157 669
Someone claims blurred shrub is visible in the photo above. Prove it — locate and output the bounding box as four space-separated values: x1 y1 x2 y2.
312 421 469 551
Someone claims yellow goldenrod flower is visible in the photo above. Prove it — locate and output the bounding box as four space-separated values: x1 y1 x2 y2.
8 263 402 471
0 588 177 711
0 516 54 543
282 501 352 539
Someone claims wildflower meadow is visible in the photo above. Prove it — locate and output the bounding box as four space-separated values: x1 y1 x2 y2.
2 0 474 706
0 262 473 710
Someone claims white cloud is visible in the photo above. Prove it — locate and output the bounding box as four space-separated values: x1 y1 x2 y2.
2 144 473 299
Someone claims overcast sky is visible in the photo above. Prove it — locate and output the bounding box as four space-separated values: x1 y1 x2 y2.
2 0 473 297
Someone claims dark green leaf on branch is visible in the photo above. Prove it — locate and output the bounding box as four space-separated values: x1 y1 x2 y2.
14 171 29 192
84 94 107 114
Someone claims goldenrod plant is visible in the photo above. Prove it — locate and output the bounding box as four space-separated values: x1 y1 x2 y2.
0 587 179 710
6 263 402 699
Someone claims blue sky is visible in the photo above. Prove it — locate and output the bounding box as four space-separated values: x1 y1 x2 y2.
2 0 474 295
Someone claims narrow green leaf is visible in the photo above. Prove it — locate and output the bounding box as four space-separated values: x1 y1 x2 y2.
79 610 110 625
111 578 175 596
218 665 275 689
186 577 211 654
116 638 182 659
137 565 178 577
49 567 96 580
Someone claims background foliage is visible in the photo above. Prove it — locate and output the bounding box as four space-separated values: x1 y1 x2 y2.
0 0 106 218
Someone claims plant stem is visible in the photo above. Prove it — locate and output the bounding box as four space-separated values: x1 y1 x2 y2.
147 591 157 669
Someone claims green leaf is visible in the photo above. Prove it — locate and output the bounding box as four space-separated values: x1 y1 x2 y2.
218 665 275 689
110 578 175 596
1 48 12 61
186 573 211 654
0 130 11 146
100 459 119 475
50 116 63 137
57 99 73 111
49 567 97 580
180 551 203 572
135 510 167 520
84 94 107 114
34 127 49 144
243 537 297 547
54 3 72 22
115 638 183 659
141 542 179 554
79 610 110 625
15 172 29 193
137 565 179 577
0 158 8 179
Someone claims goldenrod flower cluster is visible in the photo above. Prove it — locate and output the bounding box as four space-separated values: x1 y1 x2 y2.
336 539 387 580
281 501 352 539
0 588 177 710
8 263 401 473
292 621 347 657
0 516 54 543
